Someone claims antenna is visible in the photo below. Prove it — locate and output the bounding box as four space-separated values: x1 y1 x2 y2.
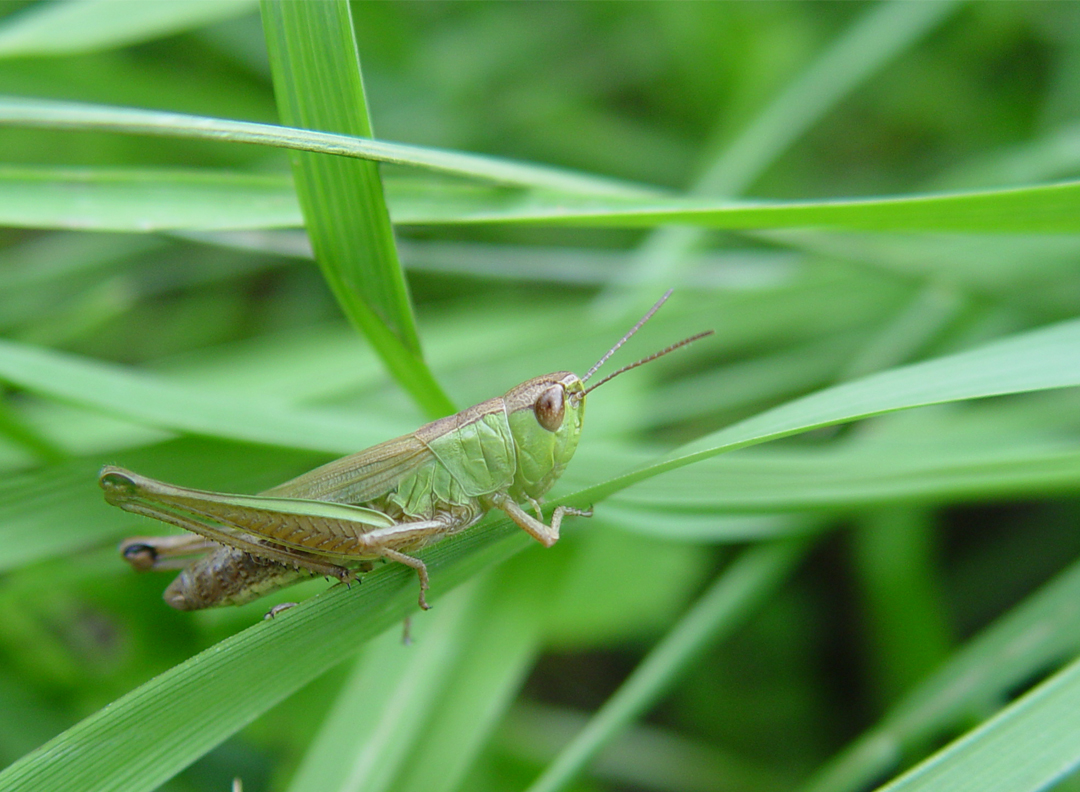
582 290 672 384
585 331 713 394
580 290 713 395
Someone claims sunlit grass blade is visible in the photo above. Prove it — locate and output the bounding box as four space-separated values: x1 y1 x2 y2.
0 337 409 454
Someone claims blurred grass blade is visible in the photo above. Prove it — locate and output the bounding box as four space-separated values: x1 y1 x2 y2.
288 576 540 792
0 166 301 232
688 316 1080 452
458 182 1080 234
393 580 543 792
606 434 1080 516
0 397 65 463
524 540 808 792
0 461 104 573
851 509 952 705
0 0 256 57
261 0 452 418
0 95 652 196
287 584 478 792
0 443 319 574
873 654 1080 792
504 702 795 792
0 337 411 454
802 556 1080 792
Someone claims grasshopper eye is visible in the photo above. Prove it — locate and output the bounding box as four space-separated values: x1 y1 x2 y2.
534 385 565 432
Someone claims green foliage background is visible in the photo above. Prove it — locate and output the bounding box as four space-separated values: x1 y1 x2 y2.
0 2 1080 792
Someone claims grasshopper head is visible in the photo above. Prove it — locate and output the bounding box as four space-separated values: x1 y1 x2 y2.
502 291 712 504
504 371 585 500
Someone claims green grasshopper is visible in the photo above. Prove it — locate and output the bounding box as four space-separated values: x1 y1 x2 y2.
102 292 710 612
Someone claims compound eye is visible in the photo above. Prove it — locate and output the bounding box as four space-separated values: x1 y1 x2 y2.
534 385 565 432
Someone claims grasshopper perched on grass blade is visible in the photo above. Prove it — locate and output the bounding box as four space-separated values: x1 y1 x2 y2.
102 291 711 612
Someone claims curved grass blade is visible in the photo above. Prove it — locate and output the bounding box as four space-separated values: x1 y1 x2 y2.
261 0 452 418
0 95 653 197
574 315 1080 507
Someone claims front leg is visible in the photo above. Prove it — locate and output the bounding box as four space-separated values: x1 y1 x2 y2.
489 493 592 548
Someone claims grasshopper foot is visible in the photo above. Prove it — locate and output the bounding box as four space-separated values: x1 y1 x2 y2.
418 587 431 611
120 542 158 571
264 602 298 619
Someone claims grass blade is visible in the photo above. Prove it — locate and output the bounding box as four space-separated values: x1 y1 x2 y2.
261 0 452 417
0 337 409 454
0 95 651 196
0 161 1076 234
